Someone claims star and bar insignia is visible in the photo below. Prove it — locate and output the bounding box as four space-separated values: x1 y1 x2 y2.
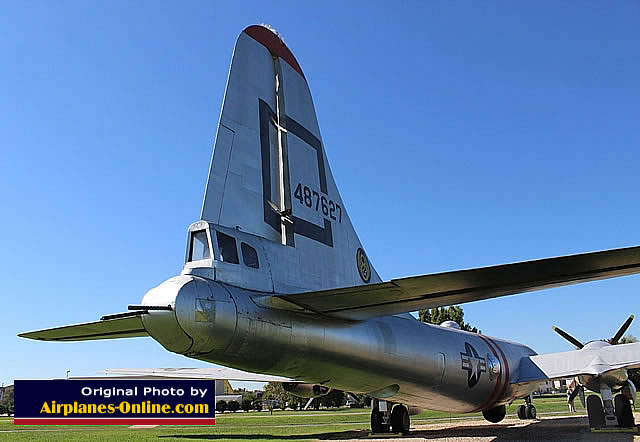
460 342 487 388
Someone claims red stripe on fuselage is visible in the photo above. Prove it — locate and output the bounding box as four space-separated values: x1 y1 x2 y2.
473 335 503 412
243 25 306 80
488 336 511 404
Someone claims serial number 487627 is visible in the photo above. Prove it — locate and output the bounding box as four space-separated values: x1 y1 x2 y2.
294 183 342 223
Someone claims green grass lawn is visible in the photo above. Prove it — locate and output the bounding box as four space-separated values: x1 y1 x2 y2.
0 394 637 441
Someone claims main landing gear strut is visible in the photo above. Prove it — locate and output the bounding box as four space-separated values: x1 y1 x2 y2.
370 400 410 434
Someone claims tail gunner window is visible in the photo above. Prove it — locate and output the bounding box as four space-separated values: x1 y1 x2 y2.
216 231 239 264
241 242 259 268
189 230 210 261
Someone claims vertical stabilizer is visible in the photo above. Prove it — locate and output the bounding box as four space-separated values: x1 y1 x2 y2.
202 25 380 290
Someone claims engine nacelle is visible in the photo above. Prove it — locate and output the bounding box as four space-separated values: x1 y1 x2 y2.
282 382 331 398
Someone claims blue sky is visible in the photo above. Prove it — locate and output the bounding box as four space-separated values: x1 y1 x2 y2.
1 1 639 388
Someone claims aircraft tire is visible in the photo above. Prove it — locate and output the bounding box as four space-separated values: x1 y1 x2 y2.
525 404 536 420
586 395 605 428
482 405 506 423
370 407 388 434
390 404 410 434
516 404 526 420
614 394 635 427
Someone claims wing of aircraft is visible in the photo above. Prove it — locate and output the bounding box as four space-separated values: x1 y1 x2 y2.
515 342 640 384
72 366 294 382
262 246 640 320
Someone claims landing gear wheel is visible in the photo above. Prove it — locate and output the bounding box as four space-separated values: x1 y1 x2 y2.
614 394 635 427
525 404 536 420
482 405 506 423
517 404 527 420
370 407 389 434
587 395 605 428
390 404 410 434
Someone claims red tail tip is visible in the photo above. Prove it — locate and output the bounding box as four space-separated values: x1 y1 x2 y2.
243 25 305 81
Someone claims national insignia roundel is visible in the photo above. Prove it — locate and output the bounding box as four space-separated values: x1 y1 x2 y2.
356 248 371 283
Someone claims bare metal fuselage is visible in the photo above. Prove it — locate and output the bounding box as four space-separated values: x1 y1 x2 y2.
142 274 538 413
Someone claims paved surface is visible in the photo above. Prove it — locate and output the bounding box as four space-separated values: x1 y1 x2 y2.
325 414 640 441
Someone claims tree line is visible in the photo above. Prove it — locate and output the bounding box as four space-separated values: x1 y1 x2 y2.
0 387 14 416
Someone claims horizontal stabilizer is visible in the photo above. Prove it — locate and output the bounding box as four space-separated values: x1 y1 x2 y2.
516 342 640 384
267 246 640 320
18 313 148 341
91 367 295 382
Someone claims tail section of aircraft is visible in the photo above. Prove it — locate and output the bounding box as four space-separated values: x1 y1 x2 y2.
201 25 381 289
16 25 640 433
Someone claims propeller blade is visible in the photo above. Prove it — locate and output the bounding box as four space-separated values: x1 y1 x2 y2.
552 326 584 349
610 314 634 345
346 391 360 404
303 397 315 410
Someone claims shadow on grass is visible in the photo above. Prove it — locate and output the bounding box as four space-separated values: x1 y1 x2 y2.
162 416 638 440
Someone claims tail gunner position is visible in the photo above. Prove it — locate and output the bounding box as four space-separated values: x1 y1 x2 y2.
21 25 640 433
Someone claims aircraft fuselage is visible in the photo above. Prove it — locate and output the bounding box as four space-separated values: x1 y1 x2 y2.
141 273 538 413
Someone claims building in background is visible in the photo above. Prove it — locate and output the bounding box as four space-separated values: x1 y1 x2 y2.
536 378 572 394
215 379 242 403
